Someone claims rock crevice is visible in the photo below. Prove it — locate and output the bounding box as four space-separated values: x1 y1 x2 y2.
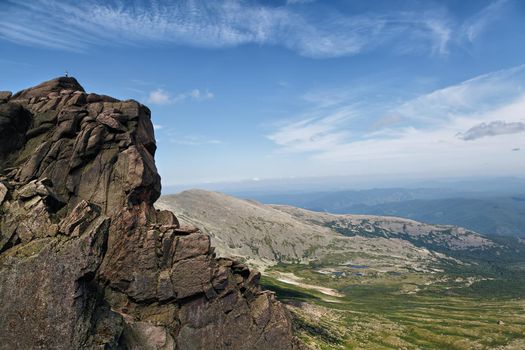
0 77 301 350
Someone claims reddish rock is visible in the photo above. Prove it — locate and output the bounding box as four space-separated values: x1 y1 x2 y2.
0 91 11 102
173 233 211 262
0 77 302 350
96 112 127 132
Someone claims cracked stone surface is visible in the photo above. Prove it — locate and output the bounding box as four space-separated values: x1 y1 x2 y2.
0 77 303 350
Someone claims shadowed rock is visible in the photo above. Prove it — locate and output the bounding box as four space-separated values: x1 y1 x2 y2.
0 77 303 350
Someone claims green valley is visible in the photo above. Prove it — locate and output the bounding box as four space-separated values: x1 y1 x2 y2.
262 262 525 350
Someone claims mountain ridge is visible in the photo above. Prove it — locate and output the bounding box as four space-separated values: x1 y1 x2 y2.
157 189 514 272
237 188 525 237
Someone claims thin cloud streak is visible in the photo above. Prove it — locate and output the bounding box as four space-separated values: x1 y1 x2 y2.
0 0 457 58
390 64 525 125
267 65 525 176
156 127 223 146
461 0 510 42
147 88 214 105
269 65 525 154
170 135 223 146
267 107 356 153
309 96 525 177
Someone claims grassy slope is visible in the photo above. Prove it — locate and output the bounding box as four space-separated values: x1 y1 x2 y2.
261 261 525 350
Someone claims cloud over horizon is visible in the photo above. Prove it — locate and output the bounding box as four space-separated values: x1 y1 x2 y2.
268 65 525 153
266 65 525 176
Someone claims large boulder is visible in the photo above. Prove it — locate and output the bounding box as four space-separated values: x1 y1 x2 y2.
0 77 303 350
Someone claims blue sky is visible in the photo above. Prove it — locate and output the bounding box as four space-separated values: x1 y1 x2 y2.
1 0 524 188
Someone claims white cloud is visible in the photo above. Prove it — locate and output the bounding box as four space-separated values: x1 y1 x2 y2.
147 88 214 105
267 108 355 153
371 114 404 130
0 0 455 58
174 89 214 103
153 124 164 130
423 18 452 55
169 134 223 146
267 65 525 177
148 89 171 105
461 0 509 42
308 96 525 177
390 65 525 125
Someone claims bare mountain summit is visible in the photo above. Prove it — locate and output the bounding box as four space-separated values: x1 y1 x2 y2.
0 78 302 350
157 190 499 272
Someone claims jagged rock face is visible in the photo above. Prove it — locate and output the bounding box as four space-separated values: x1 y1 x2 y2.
0 78 301 350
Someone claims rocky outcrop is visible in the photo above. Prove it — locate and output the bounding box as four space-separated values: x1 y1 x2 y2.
0 78 302 349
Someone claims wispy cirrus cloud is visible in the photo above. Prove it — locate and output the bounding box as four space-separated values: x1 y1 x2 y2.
0 0 459 58
147 88 214 105
156 127 223 147
170 135 223 146
267 65 525 176
268 109 355 153
155 127 223 147
390 64 525 125
461 0 510 42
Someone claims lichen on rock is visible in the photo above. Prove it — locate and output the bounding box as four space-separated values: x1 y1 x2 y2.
0 77 303 350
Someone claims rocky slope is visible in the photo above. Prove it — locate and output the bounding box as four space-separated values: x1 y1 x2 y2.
0 78 301 350
157 190 501 270
272 205 495 250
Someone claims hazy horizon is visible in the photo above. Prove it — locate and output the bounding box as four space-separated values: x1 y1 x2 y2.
162 174 525 195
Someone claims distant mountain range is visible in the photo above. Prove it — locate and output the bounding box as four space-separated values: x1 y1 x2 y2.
334 196 525 237
234 188 525 237
156 190 525 270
